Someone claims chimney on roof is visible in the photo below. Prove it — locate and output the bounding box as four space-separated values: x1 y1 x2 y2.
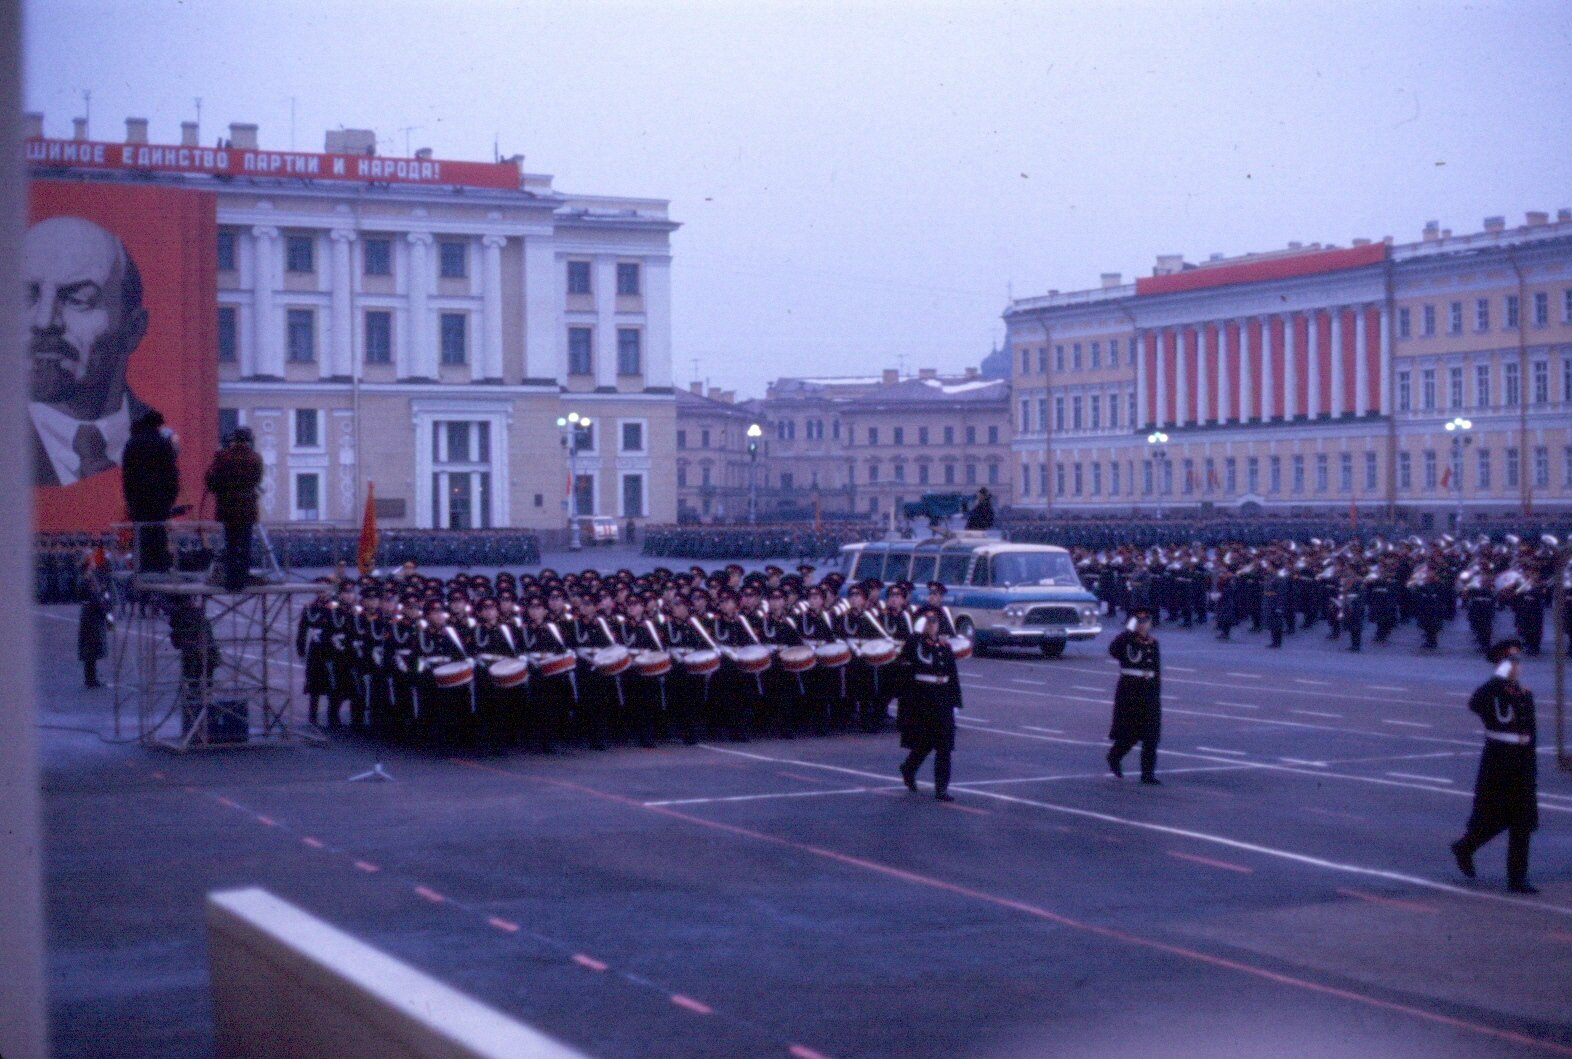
229 123 258 149
1207 253 1224 262
882 369 899 385
918 368 937 379
181 121 199 146
709 387 733 403
24 112 42 138
415 147 432 160
1525 211 1549 227
1559 209 1571 223
1351 238 1371 246
1422 220 1440 242
689 381 703 395
72 117 88 141
1287 241 1303 250
1100 272 1123 288
1483 215 1505 233
124 118 148 145
964 366 979 379
1153 254 1184 276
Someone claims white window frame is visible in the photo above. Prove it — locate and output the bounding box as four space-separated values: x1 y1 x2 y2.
619 472 647 517
291 407 324 452
291 471 322 522
411 398 513 529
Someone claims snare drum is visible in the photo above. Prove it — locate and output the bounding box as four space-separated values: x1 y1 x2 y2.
634 650 672 677
431 659 476 688
488 658 529 689
777 645 816 673
947 636 974 661
813 641 852 668
855 638 899 667
532 652 577 678
682 649 721 676
730 645 773 673
592 645 632 676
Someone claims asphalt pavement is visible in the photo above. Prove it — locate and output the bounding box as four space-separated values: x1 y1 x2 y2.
36 602 1572 1059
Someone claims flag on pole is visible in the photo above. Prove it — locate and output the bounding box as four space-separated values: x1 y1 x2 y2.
1440 466 1452 488
357 482 378 576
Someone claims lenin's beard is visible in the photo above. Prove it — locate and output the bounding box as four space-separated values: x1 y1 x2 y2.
30 329 125 418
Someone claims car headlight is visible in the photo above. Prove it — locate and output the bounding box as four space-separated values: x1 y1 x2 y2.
1080 604 1098 622
1003 605 1024 619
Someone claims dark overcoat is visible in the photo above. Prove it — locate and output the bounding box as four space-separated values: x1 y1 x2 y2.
1107 629 1161 742
896 636 962 751
204 443 264 525
1466 676 1538 833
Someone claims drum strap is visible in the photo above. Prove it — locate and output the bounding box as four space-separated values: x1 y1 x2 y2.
645 619 664 650
739 614 762 645
689 616 720 652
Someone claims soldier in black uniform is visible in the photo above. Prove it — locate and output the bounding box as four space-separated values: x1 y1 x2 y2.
621 593 666 747
1342 575 1367 653
758 587 806 737
1106 608 1162 784
797 585 842 734
471 595 522 752
1464 578 1497 653
1262 571 1287 649
897 607 964 801
521 594 573 753
707 588 761 741
657 593 711 744
1368 570 1399 643
1510 576 1546 656
562 595 617 750
1450 639 1540 893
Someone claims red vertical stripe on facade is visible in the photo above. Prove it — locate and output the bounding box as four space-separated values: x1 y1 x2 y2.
1204 325 1218 422
1144 332 1158 426
1163 331 1177 427
1364 308 1381 414
1290 314 1306 418
1247 320 1262 421
1269 316 1286 419
1186 329 1200 425
1225 322 1240 421
1319 311 1334 417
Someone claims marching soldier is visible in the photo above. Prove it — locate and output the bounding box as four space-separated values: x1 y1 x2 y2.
897 607 964 802
758 587 806 737
471 595 522 752
1451 639 1540 893
707 588 762 741
621 593 665 747
521 594 573 753
1106 608 1162 784
1464 575 1497 653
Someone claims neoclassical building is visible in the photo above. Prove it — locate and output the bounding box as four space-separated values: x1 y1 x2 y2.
1007 212 1572 524
29 113 678 537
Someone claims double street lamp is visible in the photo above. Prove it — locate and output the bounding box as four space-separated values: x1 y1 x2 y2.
746 423 763 524
1445 416 1473 531
557 411 592 551
1146 431 1170 519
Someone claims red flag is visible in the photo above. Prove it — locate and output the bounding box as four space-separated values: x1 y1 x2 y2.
1439 466 1452 488
357 482 378 576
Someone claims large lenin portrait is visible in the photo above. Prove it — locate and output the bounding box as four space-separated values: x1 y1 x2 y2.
27 183 217 532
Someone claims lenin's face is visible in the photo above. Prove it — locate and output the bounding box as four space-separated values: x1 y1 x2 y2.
24 216 147 420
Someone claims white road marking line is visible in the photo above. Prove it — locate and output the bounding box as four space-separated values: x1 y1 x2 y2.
1291 709 1342 718
1279 758 1329 767
1226 672 1263 679
1382 720 1433 729
1214 701 1261 710
1444 691 1469 698
1165 707 1475 747
1167 665 1197 672
1196 747 1248 756
1022 726 1065 734
1072 685 1104 693
1385 772 1454 785
1329 751 1461 765
697 744 1572 918
1294 679 1332 686
1366 684 1408 692
644 786 890 807
964 717 993 723
1009 678 1041 685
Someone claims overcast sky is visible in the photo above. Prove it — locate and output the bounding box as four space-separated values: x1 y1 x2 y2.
25 0 1572 399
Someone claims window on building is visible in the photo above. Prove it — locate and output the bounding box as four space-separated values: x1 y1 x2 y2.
987 462 999 485
363 237 391 276
1021 349 1031 375
1565 289 1572 323
1566 447 1572 488
1291 454 1305 492
440 313 467 365
965 462 977 485
1141 461 1152 495
617 262 640 296
1364 451 1377 490
868 427 879 446
285 234 314 273
1129 392 1138 426
1339 452 1352 491
1475 298 1490 332
1421 368 1436 410
918 463 929 485
622 473 645 517
294 408 320 448
1506 447 1520 488
1090 395 1101 430
616 328 641 374
621 422 644 452
1565 357 1572 402
295 473 320 520
1072 396 1083 430
1107 393 1119 429
1203 457 1214 491
1315 453 1328 492
1091 462 1102 495
1020 399 1030 432
1161 459 1173 495
1396 370 1411 411
1270 456 1282 493
217 229 236 272
1533 291 1548 327
676 463 687 488
1504 362 1520 406
218 408 240 446
893 463 906 482
1054 345 1065 371
1477 449 1491 491
286 309 315 362
676 429 687 450
867 464 879 484
1072 343 1082 370
1398 450 1412 490
1476 364 1491 407
1422 304 1436 336
700 428 710 448
1054 397 1065 431
1423 449 1437 490
1449 301 1463 335
1110 338 1120 365
1073 463 1083 495
1090 341 1101 369
1505 294 1519 329
567 261 591 294
1036 348 1047 373
1247 456 1260 493
945 463 956 485
217 306 237 362
943 425 954 446
568 328 593 374
1398 307 1411 338
364 310 391 364
1225 456 1237 493
1449 366 1464 408
1532 361 1548 404
988 425 999 444
893 427 905 445
918 426 929 445
1533 446 1549 488
438 241 467 279
1110 461 1121 495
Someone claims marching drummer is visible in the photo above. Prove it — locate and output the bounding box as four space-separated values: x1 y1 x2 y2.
799 584 843 732
621 593 665 747
471 595 523 751
919 581 959 637
707 588 761 741
521 593 572 753
837 583 890 733
563 594 616 750
759 586 806 738
658 593 711 744
898 606 964 802
414 601 473 752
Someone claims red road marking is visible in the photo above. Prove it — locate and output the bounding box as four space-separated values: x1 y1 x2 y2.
777 771 837 786
942 802 990 816
150 771 164 780
215 797 238 809
255 815 277 827
572 954 608 971
182 786 197 794
670 994 712 1015
790 1046 834 1059
1337 887 1439 914
353 860 380 873
1097 835 1125 844
487 917 519 933
452 758 1572 1059
301 837 324 849
1549 931 1572 943
1167 850 1253 874
414 886 446 904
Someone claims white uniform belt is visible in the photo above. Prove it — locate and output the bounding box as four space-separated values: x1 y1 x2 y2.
1120 668 1156 679
914 673 949 685
1484 730 1530 745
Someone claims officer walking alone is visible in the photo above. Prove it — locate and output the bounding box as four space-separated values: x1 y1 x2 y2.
1106 607 1162 784
1451 639 1540 893
897 606 963 802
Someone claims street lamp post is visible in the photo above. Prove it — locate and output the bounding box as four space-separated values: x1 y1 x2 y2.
1147 431 1169 519
747 423 763 524
1445 416 1473 532
557 412 591 551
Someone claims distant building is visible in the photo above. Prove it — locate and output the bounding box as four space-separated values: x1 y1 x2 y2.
1006 212 1572 523
674 385 760 522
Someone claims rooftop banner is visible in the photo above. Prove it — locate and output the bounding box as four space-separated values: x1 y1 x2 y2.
1135 242 1387 297
27 137 520 190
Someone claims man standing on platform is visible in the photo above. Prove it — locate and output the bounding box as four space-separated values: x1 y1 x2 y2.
204 428 264 591
1106 607 1162 785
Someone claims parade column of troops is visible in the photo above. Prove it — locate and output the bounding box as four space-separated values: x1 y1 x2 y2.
295 563 971 754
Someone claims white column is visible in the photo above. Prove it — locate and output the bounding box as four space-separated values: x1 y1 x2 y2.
1237 319 1251 421
1174 330 1188 427
1134 331 1148 427
643 255 673 388
1305 310 1320 419
480 235 506 381
1260 317 1275 420
1354 304 1369 416
1329 305 1343 418
1378 305 1392 415
1214 323 1229 424
594 255 618 388
329 229 355 379
1195 327 1209 425
250 226 280 377
406 232 433 378
1282 313 1297 419
1154 332 1168 428
522 236 558 382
